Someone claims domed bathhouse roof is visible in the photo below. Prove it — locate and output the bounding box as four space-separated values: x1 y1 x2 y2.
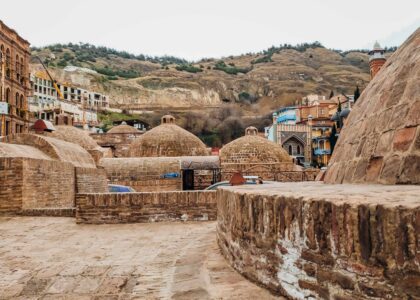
128 115 209 157
107 122 140 134
325 28 420 184
47 125 100 151
220 126 292 164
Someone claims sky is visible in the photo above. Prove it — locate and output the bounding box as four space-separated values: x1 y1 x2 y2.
1 0 419 61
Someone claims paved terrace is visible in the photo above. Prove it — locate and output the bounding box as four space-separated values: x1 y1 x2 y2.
0 217 277 300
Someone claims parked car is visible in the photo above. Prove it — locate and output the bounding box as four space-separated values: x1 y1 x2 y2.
108 184 136 193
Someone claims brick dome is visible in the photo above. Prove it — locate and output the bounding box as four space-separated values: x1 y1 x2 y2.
324 28 420 184
128 115 209 157
47 125 100 151
220 127 292 164
107 122 140 134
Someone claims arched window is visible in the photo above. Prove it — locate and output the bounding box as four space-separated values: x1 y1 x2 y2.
297 145 301 155
6 88 10 104
5 49 10 78
20 95 24 109
16 55 20 79
20 57 24 74
16 93 19 107
288 145 293 155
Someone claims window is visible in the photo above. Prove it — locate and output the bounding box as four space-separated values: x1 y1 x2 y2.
6 88 10 104
288 145 292 155
297 145 301 155
5 49 11 78
16 93 19 106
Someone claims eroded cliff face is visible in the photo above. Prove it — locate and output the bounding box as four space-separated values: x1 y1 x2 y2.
31 46 373 113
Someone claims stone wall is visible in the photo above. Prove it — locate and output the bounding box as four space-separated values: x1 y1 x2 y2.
21 159 75 210
221 164 318 182
221 162 295 181
0 158 23 213
75 167 108 194
0 157 75 214
100 157 182 192
217 183 420 299
76 191 217 224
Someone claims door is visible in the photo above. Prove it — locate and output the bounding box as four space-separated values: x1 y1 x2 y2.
182 169 194 190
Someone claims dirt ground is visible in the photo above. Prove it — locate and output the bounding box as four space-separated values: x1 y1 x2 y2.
0 217 280 299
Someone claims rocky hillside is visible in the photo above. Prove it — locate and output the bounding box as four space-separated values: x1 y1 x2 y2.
30 43 394 115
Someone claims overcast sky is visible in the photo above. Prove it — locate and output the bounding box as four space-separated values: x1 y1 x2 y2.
1 0 419 60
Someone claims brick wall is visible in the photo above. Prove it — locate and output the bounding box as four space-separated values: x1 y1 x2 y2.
100 158 182 192
75 167 108 194
76 191 217 224
21 159 75 210
217 184 420 299
0 158 23 213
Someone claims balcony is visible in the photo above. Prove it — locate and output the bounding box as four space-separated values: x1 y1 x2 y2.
314 149 331 155
312 135 330 140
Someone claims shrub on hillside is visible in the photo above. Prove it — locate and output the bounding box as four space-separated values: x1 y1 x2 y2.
175 64 203 73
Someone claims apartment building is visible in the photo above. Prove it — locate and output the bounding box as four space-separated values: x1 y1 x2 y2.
0 21 30 136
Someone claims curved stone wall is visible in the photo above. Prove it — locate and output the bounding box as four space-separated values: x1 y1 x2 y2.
217 183 420 299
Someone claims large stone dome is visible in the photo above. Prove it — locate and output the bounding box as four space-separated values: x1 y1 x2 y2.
128 115 209 157
220 126 292 164
325 28 420 184
47 125 100 151
107 122 140 134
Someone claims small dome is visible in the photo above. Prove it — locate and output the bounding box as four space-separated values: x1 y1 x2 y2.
108 122 140 134
331 112 340 121
373 41 383 50
128 115 209 157
47 125 100 150
220 128 292 164
339 108 351 118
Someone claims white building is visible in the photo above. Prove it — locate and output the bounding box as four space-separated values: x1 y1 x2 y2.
29 71 101 126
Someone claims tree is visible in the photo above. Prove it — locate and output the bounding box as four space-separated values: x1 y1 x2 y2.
329 123 338 153
354 86 360 102
329 90 334 99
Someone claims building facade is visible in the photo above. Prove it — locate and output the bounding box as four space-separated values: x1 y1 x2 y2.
0 21 30 136
267 108 312 165
29 71 107 127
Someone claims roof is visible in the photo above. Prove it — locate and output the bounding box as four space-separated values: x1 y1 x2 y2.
47 125 100 151
108 122 140 134
324 28 420 185
32 119 56 132
4 133 97 168
0 143 52 160
339 108 351 118
128 123 209 157
220 128 292 164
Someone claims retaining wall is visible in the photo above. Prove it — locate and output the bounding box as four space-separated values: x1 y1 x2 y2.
217 183 420 299
76 190 217 224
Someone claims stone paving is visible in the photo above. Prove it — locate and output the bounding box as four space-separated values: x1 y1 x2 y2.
0 217 278 300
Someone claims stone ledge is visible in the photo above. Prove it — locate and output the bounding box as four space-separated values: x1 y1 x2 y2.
19 208 75 217
220 181 420 208
217 182 420 299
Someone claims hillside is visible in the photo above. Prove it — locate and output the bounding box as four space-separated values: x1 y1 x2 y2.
30 43 394 116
